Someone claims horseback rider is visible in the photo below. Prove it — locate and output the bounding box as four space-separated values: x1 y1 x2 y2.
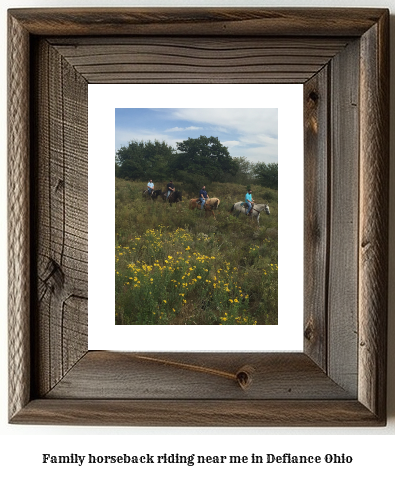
199 185 209 210
166 180 175 199
147 179 154 196
245 188 254 215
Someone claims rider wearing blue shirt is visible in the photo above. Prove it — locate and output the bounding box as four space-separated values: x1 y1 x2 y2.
199 186 209 210
147 180 154 195
245 189 254 215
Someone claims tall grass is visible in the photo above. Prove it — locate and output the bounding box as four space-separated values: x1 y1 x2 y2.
115 179 278 325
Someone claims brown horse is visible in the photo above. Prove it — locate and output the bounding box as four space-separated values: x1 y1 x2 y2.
189 198 220 218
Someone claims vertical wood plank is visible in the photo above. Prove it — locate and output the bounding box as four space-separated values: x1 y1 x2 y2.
327 40 360 395
32 39 51 397
303 67 329 370
32 39 88 396
8 14 31 419
60 60 89 373
359 13 389 419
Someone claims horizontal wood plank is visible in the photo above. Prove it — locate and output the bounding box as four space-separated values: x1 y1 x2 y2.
72 74 311 84
46 352 354 400
9 8 387 37
50 37 350 85
11 399 384 427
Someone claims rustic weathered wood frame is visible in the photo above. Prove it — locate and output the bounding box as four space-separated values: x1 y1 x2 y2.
8 8 389 426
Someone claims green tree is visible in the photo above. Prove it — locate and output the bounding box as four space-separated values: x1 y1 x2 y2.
253 162 278 190
224 156 256 184
172 136 238 182
115 139 175 180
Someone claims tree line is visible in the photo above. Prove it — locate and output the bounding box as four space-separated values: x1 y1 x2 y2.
115 135 278 191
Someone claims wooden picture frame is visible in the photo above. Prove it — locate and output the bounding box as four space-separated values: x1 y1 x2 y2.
8 8 389 426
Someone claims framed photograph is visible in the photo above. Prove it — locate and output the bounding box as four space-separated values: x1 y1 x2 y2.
8 8 389 426
89 83 304 352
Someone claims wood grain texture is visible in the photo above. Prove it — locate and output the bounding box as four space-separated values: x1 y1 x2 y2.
303 67 329 370
8 8 387 37
358 12 389 420
11 399 383 427
7 8 389 426
327 40 360 396
8 12 31 421
49 37 350 84
31 39 88 397
46 352 354 400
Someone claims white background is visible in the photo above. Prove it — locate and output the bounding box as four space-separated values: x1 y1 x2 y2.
89 83 303 352
1 0 395 476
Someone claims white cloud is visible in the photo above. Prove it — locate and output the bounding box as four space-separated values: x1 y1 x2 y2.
227 144 277 164
171 108 278 139
239 133 278 146
169 108 278 162
115 108 278 164
165 126 202 132
223 140 241 147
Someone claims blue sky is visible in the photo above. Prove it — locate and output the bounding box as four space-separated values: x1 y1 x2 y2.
115 108 278 164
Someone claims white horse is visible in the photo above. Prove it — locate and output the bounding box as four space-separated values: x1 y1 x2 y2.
230 201 270 226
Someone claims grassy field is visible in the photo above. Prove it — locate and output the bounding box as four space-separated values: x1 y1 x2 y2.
115 178 278 325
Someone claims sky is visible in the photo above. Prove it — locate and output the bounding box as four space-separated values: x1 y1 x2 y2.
115 108 278 164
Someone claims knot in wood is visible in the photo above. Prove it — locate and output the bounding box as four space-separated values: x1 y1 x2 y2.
236 365 254 390
304 322 314 341
308 91 319 103
43 259 65 293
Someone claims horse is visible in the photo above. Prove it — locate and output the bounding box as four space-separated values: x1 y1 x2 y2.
142 189 162 200
189 197 220 210
230 201 270 226
163 190 182 206
189 198 220 219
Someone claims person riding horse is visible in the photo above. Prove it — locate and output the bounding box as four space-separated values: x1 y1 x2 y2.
147 179 154 196
166 180 175 199
244 189 254 215
198 186 209 210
